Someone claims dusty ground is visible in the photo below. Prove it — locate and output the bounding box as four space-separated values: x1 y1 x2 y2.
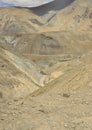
0 47 92 130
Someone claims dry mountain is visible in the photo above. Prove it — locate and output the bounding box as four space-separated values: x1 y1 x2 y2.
0 0 92 130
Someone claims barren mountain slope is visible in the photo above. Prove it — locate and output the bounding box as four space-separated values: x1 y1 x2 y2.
0 0 92 130
0 0 92 34
0 7 44 35
0 0 92 55
0 44 92 130
43 0 92 31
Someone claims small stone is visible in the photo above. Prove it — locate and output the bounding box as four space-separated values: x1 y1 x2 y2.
0 92 3 98
1 118 4 121
63 93 70 98
1 65 5 68
38 109 45 113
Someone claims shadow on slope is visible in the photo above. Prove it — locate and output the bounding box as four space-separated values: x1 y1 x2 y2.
31 0 75 15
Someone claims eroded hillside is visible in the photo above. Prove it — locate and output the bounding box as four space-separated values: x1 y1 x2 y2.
0 0 92 130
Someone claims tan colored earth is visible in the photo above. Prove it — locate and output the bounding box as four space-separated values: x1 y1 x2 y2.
0 0 92 129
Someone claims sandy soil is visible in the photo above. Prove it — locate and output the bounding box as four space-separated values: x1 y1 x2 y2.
0 49 92 130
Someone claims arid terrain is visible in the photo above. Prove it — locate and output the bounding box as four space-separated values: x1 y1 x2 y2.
0 0 92 129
